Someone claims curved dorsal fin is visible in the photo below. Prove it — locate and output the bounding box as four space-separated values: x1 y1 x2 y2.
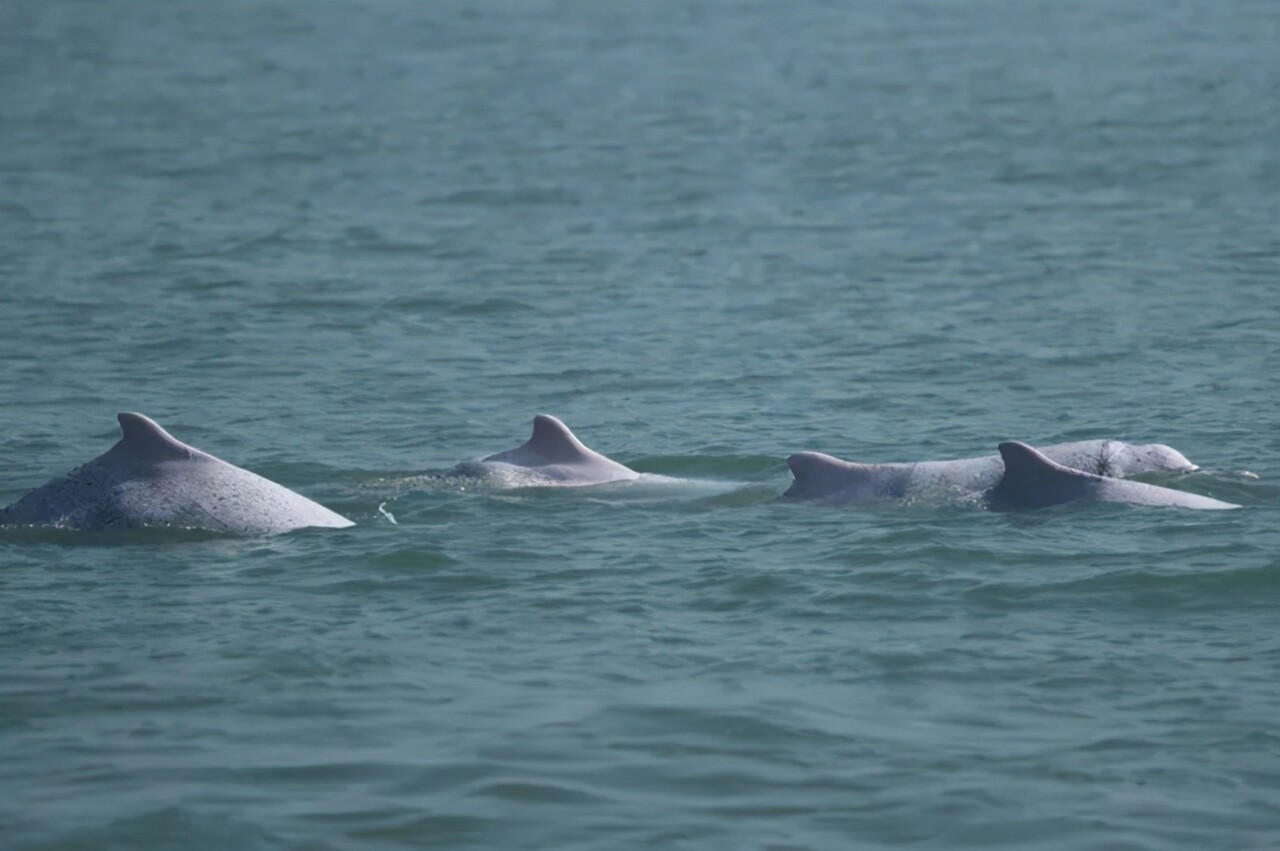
991 440 1096 508
787 451 854 482
524 414 590 462
784 451 885 500
116 412 196 461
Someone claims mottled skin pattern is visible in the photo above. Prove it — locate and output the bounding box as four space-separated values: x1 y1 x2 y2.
990 441 1238 510
1 413 354 534
481 414 638 486
785 440 1198 503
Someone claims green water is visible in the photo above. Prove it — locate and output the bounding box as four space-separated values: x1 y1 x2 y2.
2 0 1277 848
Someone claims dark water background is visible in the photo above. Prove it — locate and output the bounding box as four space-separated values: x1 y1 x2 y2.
2 0 1278 848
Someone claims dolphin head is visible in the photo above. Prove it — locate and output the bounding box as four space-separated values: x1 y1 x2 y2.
1112 442 1199 475
1140 443 1198 472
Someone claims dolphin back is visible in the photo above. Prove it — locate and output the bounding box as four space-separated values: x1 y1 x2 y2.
0 413 354 534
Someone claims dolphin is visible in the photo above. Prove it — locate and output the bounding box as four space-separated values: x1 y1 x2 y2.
784 439 1198 503
480 414 639 486
988 441 1239 510
0 413 355 534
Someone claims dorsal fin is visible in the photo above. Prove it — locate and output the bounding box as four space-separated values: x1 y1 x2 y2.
787 451 856 482
116 413 196 461
524 414 590 462
784 451 882 499
991 440 1097 508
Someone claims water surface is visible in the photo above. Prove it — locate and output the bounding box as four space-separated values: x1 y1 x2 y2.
2 1 1278 848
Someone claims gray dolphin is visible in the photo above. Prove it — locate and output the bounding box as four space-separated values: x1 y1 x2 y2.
989 441 1239 510
0 413 355 534
785 439 1198 503
481 414 639 486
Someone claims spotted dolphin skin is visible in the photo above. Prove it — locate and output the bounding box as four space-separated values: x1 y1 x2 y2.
784 439 1199 504
989 441 1239 510
0 413 354 534
481 414 639 486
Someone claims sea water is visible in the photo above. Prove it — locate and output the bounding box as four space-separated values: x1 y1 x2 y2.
1 0 1277 848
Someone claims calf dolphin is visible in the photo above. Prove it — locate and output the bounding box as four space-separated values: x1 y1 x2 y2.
480 414 639 486
0 413 355 534
989 441 1239 510
785 440 1197 503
